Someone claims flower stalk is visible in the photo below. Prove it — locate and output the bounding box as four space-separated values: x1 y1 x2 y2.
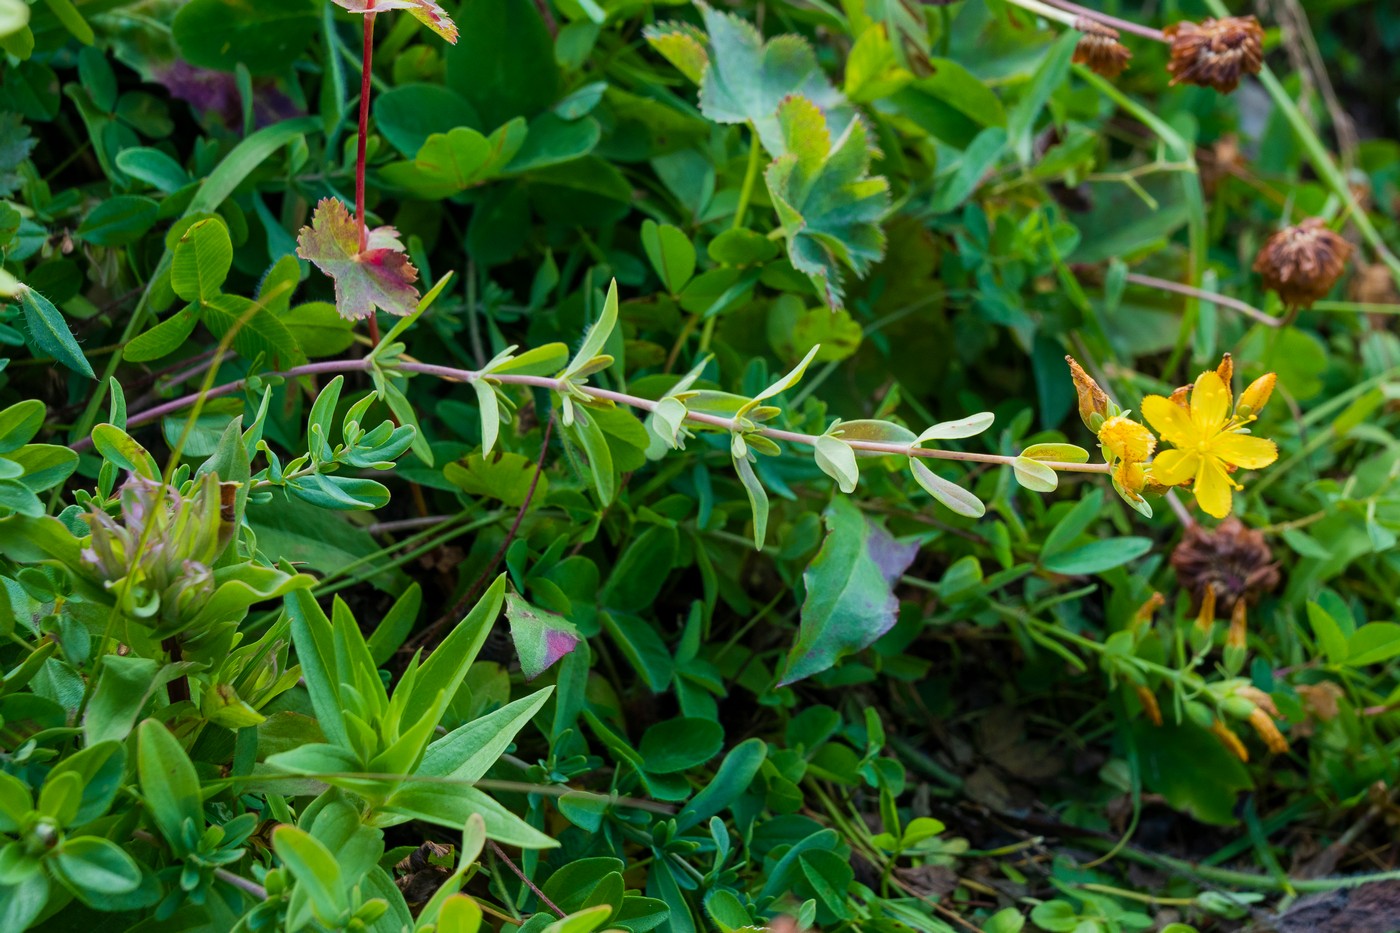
357 3 378 343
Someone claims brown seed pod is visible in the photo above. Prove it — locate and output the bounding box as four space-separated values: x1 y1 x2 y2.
1164 16 1264 93
1252 217 1353 308
1171 516 1280 617
1073 19 1132 78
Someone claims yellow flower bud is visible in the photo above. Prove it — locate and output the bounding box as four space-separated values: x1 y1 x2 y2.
1209 720 1249 762
1226 598 1248 649
1133 684 1163 726
1237 372 1277 417
1195 583 1217 636
1215 353 1234 390
1115 459 1147 501
1098 416 1156 463
1246 707 1288 754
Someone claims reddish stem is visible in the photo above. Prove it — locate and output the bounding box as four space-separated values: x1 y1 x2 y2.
358 7 380 345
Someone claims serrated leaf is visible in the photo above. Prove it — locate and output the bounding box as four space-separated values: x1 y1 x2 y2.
764 97 889 308
1012 456 1058 492
643 21 709 84
331 0 457 42
296 197 420 320
909 458 984 517
505 592 581 680
916 411 994 442
684 2 858 157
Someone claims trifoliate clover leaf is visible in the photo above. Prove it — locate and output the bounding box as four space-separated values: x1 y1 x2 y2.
764 97 889 308
296 198 420 321
332 0 458 43
647 1 858 159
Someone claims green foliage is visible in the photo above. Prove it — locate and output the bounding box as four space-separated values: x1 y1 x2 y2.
2 0 1399 930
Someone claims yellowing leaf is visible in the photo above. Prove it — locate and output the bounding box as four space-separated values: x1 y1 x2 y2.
332 0 457 43
296 198 420 321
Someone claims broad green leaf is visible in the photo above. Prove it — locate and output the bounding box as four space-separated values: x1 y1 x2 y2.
125 306 200 363
137 720 203 855
16 285 94 378
272 824 347 922
780 497 918 684
1135 719 1251 825
1021 443 1090 463
505 593 580 680
1307 602 1348 665
173 0 318 75
639 717 724 774
814 434 858 493
1042 537 1152 575
1011 456 1058 493
1347 622 1400 666
916 412 994 442
641 220 697 295
379 121 526 199
91 423 159 478
383 784 557 848
51 836 141 896
764 96 888 308
675 738 766 831
201 293 302 366
443 0 558 128
909 459 984 518
418 687 553 781
75 195 158 247
170 218 232 303
0 400 43 454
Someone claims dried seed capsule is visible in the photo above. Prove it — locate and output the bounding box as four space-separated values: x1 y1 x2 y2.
1164 16 1265 93
1252 217 1353 308
1073 19 1132 78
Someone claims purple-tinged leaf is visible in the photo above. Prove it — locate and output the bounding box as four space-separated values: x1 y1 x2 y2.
780 496 918 685
331 0 458 43
296 198 420 321
505 592 581 681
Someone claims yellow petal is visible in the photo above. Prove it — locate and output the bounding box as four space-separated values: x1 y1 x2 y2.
1141 395 1196 447
1150 448 1199 486
1212 432 1277 470
1191 371 1231 434
1193 457 1235 518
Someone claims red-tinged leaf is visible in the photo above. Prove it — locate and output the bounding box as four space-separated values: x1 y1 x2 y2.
296 198 420 321
332 0 457 43
504 592 581 681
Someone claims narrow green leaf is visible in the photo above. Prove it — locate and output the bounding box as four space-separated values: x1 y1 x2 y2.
17 285 94 378
909 458 984 517
1012 456 1058 492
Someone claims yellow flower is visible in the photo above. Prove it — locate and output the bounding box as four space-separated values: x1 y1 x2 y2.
1099 416 1156 462
1141 368 1278 519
